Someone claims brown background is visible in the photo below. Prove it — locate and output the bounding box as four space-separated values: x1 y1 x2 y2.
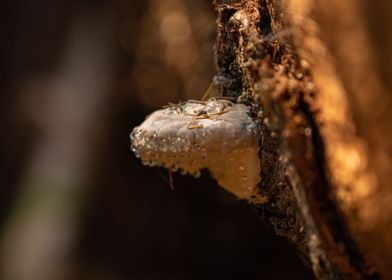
0 0 314 279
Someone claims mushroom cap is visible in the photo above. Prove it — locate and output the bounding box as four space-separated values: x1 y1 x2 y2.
131 99 259 154
130 98 261 199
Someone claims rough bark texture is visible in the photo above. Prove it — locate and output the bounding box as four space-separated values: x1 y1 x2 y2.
213 0 392 279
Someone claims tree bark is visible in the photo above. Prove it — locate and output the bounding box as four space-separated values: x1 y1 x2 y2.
213 0 392 279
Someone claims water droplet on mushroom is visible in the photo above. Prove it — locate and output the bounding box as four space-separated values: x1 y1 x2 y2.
193 171 201 178
180 169 187 175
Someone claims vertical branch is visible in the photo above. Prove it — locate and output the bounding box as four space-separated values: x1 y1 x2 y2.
213 0 386 278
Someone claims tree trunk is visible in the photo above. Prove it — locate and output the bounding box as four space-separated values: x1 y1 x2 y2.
213 0 392 279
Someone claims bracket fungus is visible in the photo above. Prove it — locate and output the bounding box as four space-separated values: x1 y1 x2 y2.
130 98 262 200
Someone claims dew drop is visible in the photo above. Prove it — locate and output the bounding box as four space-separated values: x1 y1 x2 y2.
193 171 201 178
180 169 187 175
142 160 155 166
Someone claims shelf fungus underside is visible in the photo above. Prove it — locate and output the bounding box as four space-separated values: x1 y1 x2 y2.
130 99 262 200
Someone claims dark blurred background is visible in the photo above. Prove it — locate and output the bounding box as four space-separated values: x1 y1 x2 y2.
0 0 314 279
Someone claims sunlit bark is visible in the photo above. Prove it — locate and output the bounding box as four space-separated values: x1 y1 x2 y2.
213 0 392 278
